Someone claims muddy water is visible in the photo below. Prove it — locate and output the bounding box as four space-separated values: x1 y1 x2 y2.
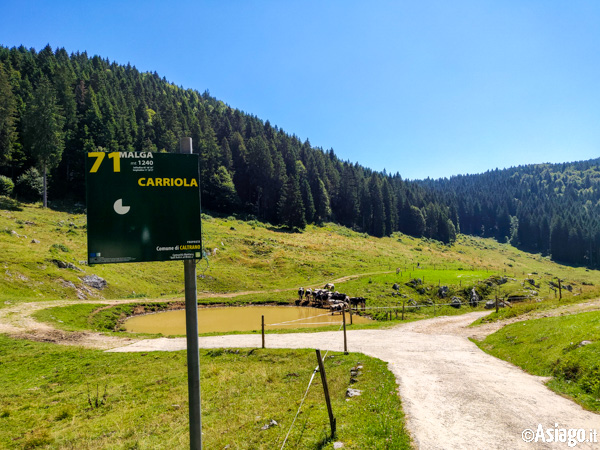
123 306 372 335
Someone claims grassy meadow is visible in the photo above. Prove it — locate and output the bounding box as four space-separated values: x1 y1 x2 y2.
0 336 410 449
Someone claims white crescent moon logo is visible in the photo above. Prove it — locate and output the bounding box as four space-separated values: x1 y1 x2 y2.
114 199 131 215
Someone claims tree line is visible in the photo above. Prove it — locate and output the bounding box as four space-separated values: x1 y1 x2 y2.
419 159 600 267
1 45 599 267
0 45 457 243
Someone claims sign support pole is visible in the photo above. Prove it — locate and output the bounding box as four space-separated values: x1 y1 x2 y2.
181 137 202 450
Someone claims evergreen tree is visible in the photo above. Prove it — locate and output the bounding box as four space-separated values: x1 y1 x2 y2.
22 76 64 207
0 62 16 165
314 178 331 224
205 165 240 213
278 173 306 230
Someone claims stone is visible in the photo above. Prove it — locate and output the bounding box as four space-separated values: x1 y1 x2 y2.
60 280 77 289
450 297 461 309
82 274 107 290
346 388 362 397
578 340 593 348
334 442 344 449
438 285 449 298
470 288 480 307
50 259 83 271
31 239 40 244
261 419 278 430
392 283 400 291
485 299 509 309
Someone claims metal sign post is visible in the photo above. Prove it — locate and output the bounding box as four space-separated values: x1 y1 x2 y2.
85 137 203 449
180 137 202 450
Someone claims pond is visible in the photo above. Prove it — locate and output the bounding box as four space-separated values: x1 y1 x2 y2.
123 305 372 335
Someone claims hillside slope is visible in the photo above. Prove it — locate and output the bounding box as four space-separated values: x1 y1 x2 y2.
2 200 600 305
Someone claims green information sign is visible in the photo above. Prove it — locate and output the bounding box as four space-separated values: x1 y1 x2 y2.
86 151 202 264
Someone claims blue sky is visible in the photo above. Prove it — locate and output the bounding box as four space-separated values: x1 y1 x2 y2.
1 1 599 179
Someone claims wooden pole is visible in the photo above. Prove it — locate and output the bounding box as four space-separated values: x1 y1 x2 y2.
180 137 202 450
261 315 265 349
342 307 348 354
558 278 562 300
315 350 336 439
402 301 405 320
495 295 499 313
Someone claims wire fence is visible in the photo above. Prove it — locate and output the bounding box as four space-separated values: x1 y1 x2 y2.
279 321 344 450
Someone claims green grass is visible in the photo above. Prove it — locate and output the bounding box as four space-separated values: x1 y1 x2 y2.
0 336 411 449
33 304 106 332
477 311 600 411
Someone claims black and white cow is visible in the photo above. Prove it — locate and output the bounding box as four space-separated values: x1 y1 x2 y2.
349 297 366 311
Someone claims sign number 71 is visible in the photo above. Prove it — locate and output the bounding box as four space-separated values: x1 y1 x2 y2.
88 152 121 173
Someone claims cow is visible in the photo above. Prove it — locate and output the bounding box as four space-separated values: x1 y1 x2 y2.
349 297 366 311
304 288 312 300
313 289 331 307
329 299 348 314
298 287 304 302
324 283 334 290
330 292 347 301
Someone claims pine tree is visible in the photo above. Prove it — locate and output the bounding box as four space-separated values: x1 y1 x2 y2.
278 174 306 230
0 62 16 165
22 76 64 207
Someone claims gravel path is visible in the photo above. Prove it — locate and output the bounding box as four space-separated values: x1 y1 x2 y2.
110 311 600 449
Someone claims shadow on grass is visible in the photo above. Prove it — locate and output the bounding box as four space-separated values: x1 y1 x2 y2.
0 196 22 211
47 200 86 214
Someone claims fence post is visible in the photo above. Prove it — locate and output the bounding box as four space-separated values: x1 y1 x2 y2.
402 301 405 320
315 350 336 439
261 315 265 349
558 278 562 300
342 307 348 354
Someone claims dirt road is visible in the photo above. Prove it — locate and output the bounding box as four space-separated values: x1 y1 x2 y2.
110 311 600 449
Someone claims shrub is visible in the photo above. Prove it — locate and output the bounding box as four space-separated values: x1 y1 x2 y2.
15 168 43 201
0 175 14 196
51 243 70 253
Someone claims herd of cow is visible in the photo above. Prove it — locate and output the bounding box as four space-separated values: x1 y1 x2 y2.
296 284 367 313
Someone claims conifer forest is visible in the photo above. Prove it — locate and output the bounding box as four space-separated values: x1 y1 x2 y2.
1 45 600 267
